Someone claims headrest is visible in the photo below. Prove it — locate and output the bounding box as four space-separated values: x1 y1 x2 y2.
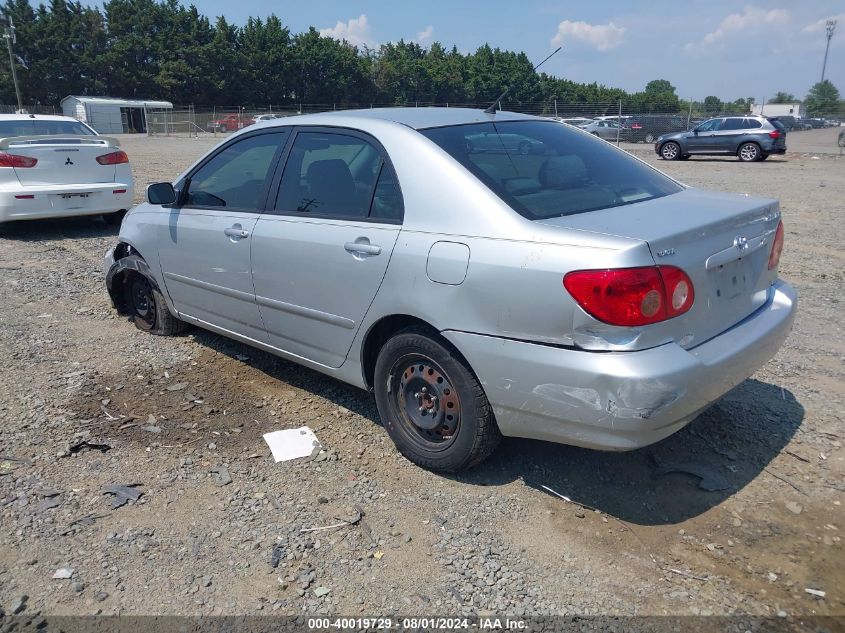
538 155 588 189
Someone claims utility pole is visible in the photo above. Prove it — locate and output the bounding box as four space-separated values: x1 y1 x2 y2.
2 14 23 112
821 20 837 83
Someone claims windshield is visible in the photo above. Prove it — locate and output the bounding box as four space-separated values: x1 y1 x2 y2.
420 120 682 220
0 119 96 137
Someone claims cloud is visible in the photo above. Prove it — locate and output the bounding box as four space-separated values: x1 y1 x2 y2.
417 25 434 45
685 6 790 54
802 13 844 34
319 14 375 48
550 20 626 52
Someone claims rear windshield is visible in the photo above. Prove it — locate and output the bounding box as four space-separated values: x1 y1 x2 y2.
0 119 95 137
420 121 682 220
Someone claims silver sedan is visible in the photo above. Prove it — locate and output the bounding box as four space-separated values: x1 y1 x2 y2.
578 119 624 140
104 108 796 472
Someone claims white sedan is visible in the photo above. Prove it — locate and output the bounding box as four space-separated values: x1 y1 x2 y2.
0 114 133 227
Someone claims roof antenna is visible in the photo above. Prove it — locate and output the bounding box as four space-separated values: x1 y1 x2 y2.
484 46 562 115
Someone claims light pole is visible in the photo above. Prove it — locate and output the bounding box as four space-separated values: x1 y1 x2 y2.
821 20 837 83
2 14 23 112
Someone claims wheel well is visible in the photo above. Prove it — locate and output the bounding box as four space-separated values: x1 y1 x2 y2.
361 315 440 390
737 140 760 153
107 247 154 315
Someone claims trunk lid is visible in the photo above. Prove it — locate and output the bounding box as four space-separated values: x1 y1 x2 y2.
4 136 119 186
539 187 781 349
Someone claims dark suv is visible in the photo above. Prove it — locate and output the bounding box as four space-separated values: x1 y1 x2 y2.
655 116 786 162
625 114 689 143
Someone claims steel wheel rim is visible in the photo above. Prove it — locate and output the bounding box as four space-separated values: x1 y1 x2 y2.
662 143 678 159
740 144 757 160
389 354 461 450
646 133 655 143
130 277 156 330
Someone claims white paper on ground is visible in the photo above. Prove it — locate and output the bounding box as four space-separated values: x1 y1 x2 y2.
263 426 321 463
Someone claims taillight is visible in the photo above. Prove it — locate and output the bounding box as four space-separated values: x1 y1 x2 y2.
631 123 642 129
768 221 784 271
563 266 695 327
0 152 37 168
768 130 781 139
96 150 129 165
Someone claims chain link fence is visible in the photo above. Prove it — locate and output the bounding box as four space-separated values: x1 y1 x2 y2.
142 100 844 143
4 101 841 142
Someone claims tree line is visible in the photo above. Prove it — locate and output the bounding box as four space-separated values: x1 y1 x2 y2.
0 0 840 117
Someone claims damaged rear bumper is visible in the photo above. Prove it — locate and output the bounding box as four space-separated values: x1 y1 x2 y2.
442 280 797 451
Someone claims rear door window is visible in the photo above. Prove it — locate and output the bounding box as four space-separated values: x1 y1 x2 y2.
721 118 744 131
275 131 399 221
421 120 682 220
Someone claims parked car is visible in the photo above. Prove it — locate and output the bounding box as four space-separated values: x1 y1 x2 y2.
0 114 133 227
776 115 800 131
104 108 795 472
656 116 786 162
578 119 624 140
254 114 284 122
465 131 545 154
206 114 256 132
555 117 594 127
625 115 689 143
805 118 826 129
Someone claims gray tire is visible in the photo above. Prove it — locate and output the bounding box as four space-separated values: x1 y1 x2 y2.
738 142 761 162
123 273 187 336
374 327 501 472
660 142 681 160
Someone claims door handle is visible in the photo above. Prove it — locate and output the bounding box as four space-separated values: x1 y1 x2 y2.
224 227 249 239
344 241 381 256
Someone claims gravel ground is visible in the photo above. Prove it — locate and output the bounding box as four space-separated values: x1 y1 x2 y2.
0 131 842 620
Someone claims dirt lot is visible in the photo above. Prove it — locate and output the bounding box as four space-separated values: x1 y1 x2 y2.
0 129 843 621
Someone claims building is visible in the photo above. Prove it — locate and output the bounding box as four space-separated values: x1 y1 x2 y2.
751 102 805 118
60 96 173 134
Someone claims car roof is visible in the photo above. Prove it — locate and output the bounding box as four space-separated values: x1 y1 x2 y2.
0 113 86 123
262 107 537 131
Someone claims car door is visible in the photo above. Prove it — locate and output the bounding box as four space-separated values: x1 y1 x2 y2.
712 117 744 152
601 121 620 140
157 129 288 342
250 128 403 368
686 118 723 152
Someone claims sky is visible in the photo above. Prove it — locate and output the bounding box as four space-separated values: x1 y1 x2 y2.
91 0 844 100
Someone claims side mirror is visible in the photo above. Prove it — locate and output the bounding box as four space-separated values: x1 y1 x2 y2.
147 182 176 205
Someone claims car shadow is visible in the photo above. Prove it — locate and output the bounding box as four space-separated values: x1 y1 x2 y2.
189 329 803 527
0 215 120 240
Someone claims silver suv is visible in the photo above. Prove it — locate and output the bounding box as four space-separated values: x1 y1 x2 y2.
656 116 787 162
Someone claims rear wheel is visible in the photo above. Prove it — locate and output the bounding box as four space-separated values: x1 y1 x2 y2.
374 327 501 472
122 273 186 336
660 142 681 160
645 132 656 143
738 142 761 162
